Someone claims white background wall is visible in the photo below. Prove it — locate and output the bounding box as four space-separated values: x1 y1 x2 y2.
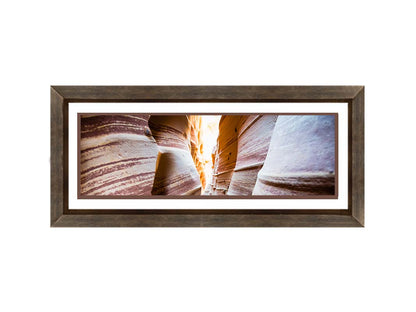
1 1 415 311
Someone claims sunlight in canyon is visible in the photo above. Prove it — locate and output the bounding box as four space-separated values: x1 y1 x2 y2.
200 115 221 191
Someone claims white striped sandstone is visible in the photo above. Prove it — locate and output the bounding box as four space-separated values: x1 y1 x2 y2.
80 114 159 196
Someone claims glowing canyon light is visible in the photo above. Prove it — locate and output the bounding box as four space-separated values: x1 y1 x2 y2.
200 115 221 189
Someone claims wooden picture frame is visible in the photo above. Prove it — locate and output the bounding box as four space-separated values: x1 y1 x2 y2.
51 86 364 227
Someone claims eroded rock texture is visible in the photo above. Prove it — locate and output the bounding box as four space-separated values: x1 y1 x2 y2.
206 115 277 195
148 115 202 195
80 113 335 197
209 116 240 194
228 115 278 195
252 115 335 195
209 114 335 196
80 114 158 196
203 145 217 195
188 115 206 189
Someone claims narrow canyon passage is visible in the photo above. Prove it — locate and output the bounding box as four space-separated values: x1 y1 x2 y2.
80 114 335 197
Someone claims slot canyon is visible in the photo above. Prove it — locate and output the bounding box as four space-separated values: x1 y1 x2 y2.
80 114 335 196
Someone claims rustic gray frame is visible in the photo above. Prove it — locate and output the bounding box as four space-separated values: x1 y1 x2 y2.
51 86 364 227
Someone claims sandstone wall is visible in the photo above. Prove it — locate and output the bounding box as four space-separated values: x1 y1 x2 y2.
209 114 336 196
80 114 158 196
206 115 277 195
209 116 240 195
80 114 335 197
187 115 206 189
253 115 335 195
80 114 204 196
148 115 202 195
227 115 278 195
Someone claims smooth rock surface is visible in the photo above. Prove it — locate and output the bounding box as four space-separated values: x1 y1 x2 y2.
227 115 278 195
253 115 336 195
210 115 240 194
149 115 202 195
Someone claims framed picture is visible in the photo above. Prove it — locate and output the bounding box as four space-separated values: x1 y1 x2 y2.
51 86 364 227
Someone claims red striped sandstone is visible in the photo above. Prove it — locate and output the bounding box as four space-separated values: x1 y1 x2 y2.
80 114 158 196
148 115 202 195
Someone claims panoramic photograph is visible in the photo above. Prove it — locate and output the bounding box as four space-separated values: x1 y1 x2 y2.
78 113 336 198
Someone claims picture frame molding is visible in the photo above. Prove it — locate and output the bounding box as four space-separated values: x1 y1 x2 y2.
51 85 364 227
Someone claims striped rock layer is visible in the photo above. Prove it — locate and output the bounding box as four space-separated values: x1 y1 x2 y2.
187 115 206 189
209 116 240 195
148 115 202 195
252 115 335 195
80 114 158 196
80 114 335 197
227 115 278 195
209 115 336 196
206 115 277 195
